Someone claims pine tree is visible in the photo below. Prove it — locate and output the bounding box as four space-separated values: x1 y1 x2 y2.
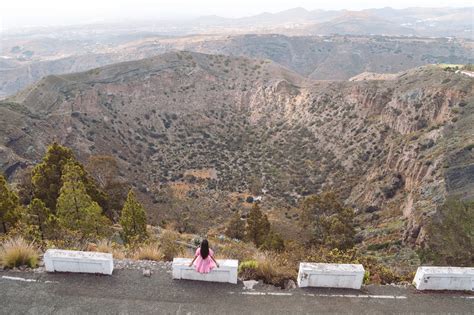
326 206 355 250
8 204 43 243
17 167 34 205
56 163 110 239
245 203 270 247
86 155 129 221
32 143 109 214
225 212 245 240
0 175 20 233
32 143 75 212
26 198 52 240
120 190 148 243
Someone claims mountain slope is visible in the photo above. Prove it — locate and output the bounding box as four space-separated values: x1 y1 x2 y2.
1 34 472 97
1 52 473 253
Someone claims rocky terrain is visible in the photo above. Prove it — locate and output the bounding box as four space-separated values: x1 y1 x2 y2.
1 34 472 97
0 52 472 259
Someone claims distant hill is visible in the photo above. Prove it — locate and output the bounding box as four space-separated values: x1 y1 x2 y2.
188 7 473 38
301 12 416 36
1 34 472 97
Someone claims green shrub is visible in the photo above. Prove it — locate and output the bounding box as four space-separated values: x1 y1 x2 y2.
261 231 285 251
225 212 245 240
159 230 183 261
367 242 391 251
238 260 258 274
421 198 474 266
363 271 371 285
374 266 400 284
300 192 355 250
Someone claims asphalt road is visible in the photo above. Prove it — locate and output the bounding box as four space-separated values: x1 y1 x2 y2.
0 269 472 314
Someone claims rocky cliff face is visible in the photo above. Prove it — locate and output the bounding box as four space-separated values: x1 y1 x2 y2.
1 51 472 251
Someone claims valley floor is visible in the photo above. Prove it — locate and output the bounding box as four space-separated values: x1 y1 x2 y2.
0 266 472 314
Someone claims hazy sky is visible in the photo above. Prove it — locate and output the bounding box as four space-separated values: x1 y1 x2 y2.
1 0 473 30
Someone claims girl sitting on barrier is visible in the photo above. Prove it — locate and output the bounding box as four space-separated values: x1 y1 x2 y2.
188 239 220 273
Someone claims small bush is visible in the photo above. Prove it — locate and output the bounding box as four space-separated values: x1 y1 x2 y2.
363 271 371 284
238 260 259 279
0 237 39 268
369 265 400 285
300 192 356 250
260 231 285 252
464 143 474 151
225 212 245 240
421 198 474 266
159 230 183 261
135 243 162 261
367 242 391 251
238 260 258 273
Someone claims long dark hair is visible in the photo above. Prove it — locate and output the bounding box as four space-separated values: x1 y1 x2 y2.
200 239 209 259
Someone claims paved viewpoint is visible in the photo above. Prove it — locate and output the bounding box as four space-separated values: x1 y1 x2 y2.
0 268 472 314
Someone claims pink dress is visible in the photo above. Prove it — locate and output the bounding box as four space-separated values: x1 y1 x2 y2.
193 247 217 273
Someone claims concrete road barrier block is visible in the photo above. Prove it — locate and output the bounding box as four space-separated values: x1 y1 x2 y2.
297 263 365 289
44 249 113 275
413 266 474 291
172 258 238 284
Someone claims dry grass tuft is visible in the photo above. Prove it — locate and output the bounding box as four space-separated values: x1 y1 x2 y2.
96 240 126 259
238 252 296 287
86 240 126 259
134 243 163 261
96 239 114 253
257 253 295 287
0 237 39 268
214 240 258 262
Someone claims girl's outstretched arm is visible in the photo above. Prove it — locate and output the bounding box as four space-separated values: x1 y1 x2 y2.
210 255 220 268
188 256 197 267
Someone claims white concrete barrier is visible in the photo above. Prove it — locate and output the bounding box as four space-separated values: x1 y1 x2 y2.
44 249 113 275
297 263 365 289
413 266 474 291
172 258 238 284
